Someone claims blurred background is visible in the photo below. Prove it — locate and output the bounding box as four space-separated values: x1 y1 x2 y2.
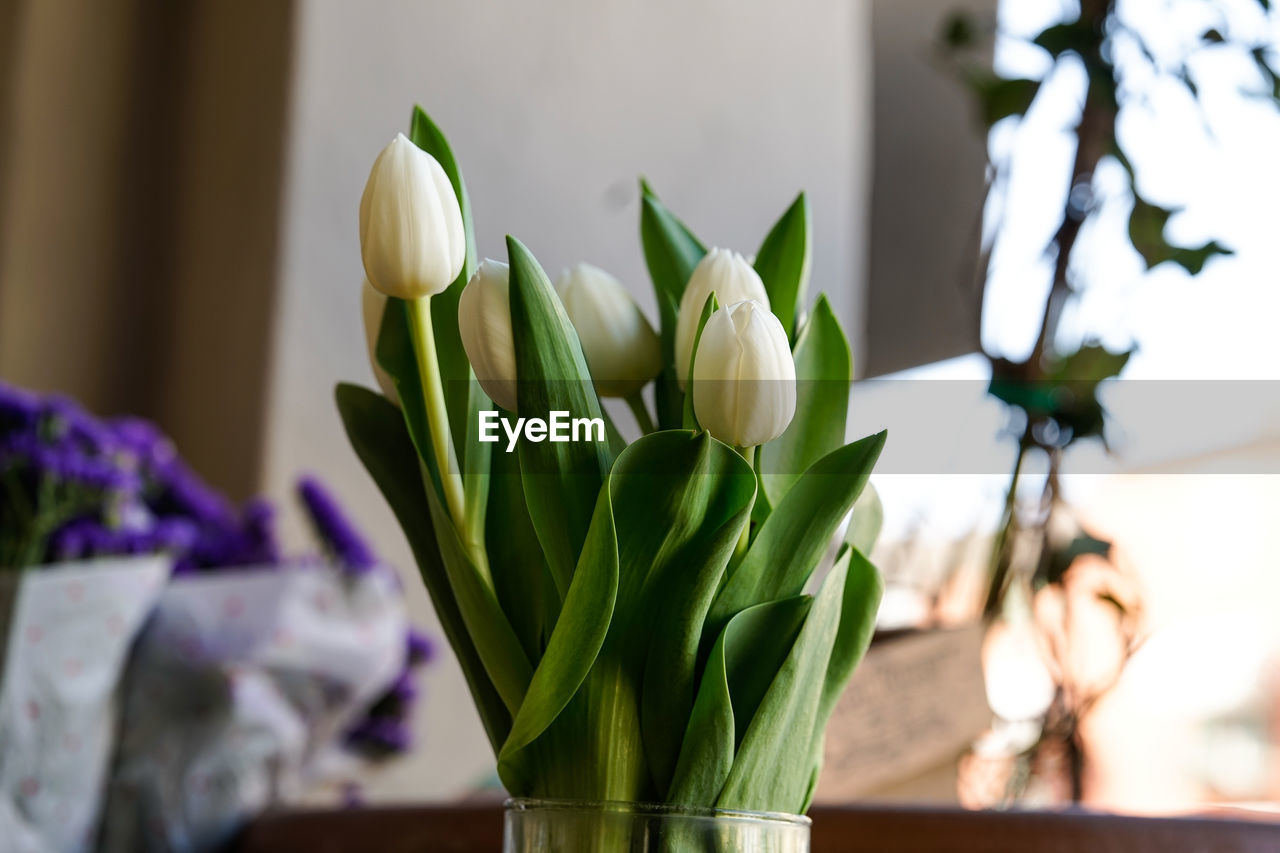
2 0 1278 816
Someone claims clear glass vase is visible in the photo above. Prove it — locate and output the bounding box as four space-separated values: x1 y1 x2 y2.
503 798 810 852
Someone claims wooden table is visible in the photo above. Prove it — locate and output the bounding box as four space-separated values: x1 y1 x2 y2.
232 804 1280 852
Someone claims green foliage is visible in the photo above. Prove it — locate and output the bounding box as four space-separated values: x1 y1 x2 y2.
639 181 706 430
967 73 1041 127
989 344 1132 446
753 192 811 340
508 236 613 598
335 384 512 750
760 295 852 509
340 108 890 817
1128 196 1235 274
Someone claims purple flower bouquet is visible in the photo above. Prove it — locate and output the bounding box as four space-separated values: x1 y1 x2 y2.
0 382 430 852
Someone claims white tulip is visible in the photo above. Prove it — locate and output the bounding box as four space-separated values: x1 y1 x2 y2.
692 299 796 448
675 248 768 389
458 259 518 411
361 278 399 404
555 263 661 398
359 133 465 300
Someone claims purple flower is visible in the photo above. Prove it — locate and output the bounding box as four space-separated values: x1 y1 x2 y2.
0 382 41 430
344 716 412 755
110 417 176 474
406 628 435 665
296 475 377 572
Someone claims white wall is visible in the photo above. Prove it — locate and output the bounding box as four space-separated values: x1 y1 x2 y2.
265 0 872 800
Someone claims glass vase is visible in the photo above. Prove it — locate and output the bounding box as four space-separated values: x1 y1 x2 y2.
503 798 810 852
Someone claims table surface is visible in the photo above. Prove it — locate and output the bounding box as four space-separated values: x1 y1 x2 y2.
231 803 1280 852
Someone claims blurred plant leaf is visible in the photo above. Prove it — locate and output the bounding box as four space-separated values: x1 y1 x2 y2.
1033 19 1096 59
939 10 978 50
989 345 1132 446
1129 196 1234 273
1041 530 1113 587
966 73 1042 127
1250 47 1280 100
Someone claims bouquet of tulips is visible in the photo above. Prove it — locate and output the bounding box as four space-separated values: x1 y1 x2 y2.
339 106 886 816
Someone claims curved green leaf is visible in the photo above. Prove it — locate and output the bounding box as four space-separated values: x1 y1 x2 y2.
335 383 511 751
845 482 883 555
669 595 811 806
681 292 718 431
424 477 533 715
498 490 619 795
707 431 886 640
640 182 706 429
718 549 872 813
760 295 851 507
507 236 613 598
753 192 810 339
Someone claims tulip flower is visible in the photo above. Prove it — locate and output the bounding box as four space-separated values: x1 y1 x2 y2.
361 279 399 404
692 299 796 448
359 133 466 300
458 260 518 412
556 264 661 407
675 248 768 389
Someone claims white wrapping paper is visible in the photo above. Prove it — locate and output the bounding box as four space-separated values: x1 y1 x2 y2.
0 555 170 853
99 565 406 853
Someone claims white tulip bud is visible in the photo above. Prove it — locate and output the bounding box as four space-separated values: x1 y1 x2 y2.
555 263 661 398
675 248 769 389
361 278 399 405
458 259 518 411
359 133 466 300
692 299 796 448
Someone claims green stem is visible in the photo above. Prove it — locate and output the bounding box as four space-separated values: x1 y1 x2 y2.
732 445 757 564
624 391 656 435
406 297 467 529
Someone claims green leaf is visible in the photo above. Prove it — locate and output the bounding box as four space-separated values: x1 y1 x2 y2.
801 546 883 811
753 193 811 339
1033 20 1095 59
939 11 977 50
717 550 854 813
640 182 706 429
335 383 511 751
406 107 491 546
668 595 811 806
707 431 886 639
682 292 719 431
501 431 755 801
1128 196 1233 274
760 295 851 507
845 482 883 555
967 74 1041 126
507 236 613 599
487 441 557 662
498 488 619 795
424 470 533 716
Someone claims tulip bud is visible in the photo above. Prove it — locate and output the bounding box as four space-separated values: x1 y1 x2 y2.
675 248 768 389
458 259 518 411
555 263 661 398
692 299 796 447
361 278 399 404
359 133 466 300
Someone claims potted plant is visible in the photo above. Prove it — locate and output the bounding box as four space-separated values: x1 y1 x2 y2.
338 107 886 850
